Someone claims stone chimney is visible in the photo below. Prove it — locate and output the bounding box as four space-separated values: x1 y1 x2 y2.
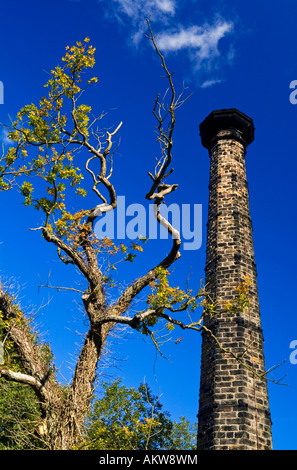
197 109 273 450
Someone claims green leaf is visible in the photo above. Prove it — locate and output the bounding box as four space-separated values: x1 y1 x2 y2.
125 253 136 263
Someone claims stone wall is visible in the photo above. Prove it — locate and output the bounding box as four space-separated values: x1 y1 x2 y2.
197 111 273 450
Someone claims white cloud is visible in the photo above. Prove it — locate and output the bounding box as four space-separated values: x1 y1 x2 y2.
1 129 12 146
102 0 176 46
100 1 235 87
112 0 175 22
156 20 234 68
200 79 222 88
155 0 176 14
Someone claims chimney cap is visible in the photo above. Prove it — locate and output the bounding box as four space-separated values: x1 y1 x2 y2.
199 108 254 149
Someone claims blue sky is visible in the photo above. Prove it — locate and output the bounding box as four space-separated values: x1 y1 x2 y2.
0 0 296 450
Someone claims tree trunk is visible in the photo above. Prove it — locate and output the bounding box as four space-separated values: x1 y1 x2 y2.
0 284 112 450
48 325 110 450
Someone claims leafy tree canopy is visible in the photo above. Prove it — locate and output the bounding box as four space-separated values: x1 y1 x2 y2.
82 379 197 450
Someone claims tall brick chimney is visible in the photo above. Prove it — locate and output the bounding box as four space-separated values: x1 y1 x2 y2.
197 109 273 450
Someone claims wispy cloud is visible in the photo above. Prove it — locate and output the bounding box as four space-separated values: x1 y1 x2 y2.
106 0 175 30
104 0 176 45
112 0 176 19
100 0 235 86
156 20 234 70
1 129 12 146
200 78 222 89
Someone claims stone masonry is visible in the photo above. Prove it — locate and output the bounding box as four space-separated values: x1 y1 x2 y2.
197 109 273 450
